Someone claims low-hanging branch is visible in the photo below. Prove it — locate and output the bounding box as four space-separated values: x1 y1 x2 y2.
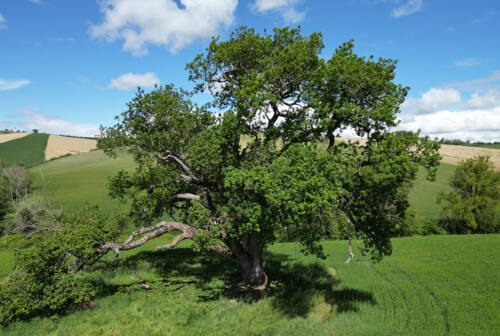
99 221 235 261
100 221 197 256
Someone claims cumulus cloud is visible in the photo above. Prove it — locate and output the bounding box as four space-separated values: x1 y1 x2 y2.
0 13 7 30
18 108 99 137
467 89 500 109
391 0 423 18
397 107 500 142
91 0 238 56
0 78 31 91
252 0 305 23
402 88 461 114
454 58 486 67
107 72 160 91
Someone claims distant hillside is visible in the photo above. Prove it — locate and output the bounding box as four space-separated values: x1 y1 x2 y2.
30 149 135 213
0 133 98 166
0 133 49 166
337 137 500 170
45 135 97 160
0 132 30 144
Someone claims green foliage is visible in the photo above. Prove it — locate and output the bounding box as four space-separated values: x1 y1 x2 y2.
0 133 49 167
0 165 32 233
102 26 439 271
0 206 126 325
438 156 500 233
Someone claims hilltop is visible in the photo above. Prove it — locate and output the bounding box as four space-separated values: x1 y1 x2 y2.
0 133 97 166
337 137 500 170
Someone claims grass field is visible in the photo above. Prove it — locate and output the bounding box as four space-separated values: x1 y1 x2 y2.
1 234 498 335
409 163 455 223
0 133 49 167
29 150 136 213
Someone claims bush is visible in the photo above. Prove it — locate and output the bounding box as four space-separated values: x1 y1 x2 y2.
438 156 500 234
0 206 127 325
416 218 447 236
0 165 31 231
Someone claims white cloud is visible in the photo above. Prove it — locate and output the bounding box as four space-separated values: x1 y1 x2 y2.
402 88 461 114
91 0 238 56
467 89 500 109
397 107 500 142
0 13 7 30
107 72 160 91
18 108 99 137
445 70 500 90
252 0 305 23
454 58 486 67
391 0 423 18
0 78 31 91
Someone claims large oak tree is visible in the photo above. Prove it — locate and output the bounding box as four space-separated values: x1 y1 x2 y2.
101 27 440 286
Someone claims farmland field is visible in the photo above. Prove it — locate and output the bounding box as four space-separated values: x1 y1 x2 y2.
0 133 49 167
0 133 30 144
1 234 499 335
30 150 135 213
44 135 97 160
409 163 455 223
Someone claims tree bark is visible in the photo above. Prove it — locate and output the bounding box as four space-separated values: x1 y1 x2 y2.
345 216 355 264
228 238 268 287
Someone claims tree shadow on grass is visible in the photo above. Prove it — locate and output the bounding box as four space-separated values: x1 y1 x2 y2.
86 248 376 318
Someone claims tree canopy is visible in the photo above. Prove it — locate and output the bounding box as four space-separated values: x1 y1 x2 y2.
101 26 440 286
438 156 500 233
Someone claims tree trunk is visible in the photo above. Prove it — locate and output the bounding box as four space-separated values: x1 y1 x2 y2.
240 250 267 287
229 238 268 287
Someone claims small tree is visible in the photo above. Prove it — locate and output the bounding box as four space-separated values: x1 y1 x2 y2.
438 156 500 233
100 27 440 286
32 129 39 134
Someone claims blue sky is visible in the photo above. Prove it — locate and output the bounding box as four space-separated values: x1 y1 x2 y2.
0 0 499 141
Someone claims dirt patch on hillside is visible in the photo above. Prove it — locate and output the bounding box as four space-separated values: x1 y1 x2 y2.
0 132 30 143
337 138 500 169
45 135 97 160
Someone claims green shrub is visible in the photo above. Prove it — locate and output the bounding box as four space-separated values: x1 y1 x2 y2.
438 156 500 234
0 206 126 325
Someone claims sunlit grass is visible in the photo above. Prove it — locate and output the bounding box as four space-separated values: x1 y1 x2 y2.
1 234 499 335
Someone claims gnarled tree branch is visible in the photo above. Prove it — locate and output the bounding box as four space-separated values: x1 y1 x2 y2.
100 221 235 261
176 193 201 201
101 221 197 256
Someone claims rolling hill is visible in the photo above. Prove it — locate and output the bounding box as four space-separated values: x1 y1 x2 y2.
0 133 98 166
0 133 49 167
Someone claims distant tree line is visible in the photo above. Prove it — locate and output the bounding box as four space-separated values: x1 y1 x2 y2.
440 138 500 147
